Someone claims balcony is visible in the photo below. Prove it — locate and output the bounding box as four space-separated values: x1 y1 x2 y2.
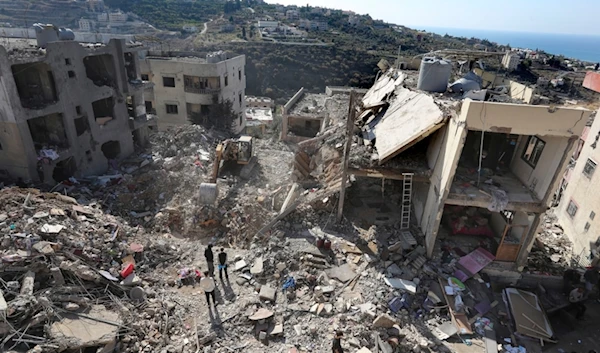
184 86 221 95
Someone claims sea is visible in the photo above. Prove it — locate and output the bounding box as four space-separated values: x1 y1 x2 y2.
419 27 600 63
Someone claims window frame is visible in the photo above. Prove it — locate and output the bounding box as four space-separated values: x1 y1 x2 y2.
521 136 546 168
583 158 597 178
162 76 175 88
165 104 178 114
566 199 578 218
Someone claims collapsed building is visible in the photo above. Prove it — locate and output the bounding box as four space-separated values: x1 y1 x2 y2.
0 38 156 184
291 64 592 273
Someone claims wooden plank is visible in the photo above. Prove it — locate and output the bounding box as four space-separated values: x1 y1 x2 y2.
337 91 356 222
348 168 430 182
438 278 473 335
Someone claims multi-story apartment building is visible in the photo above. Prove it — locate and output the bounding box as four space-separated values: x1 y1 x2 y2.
140 51 246 133
0 39 155 184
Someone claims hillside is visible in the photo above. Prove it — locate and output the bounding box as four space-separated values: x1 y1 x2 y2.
0 0 88 28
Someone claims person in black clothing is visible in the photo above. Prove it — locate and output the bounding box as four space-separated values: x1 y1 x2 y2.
332 331 343 353
204 244 215 277
218 248 229 281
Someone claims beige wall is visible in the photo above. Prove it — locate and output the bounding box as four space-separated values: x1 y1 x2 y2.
421 112 468 257
464 100 590 138
145 55 246 133
510 135 570 200
474 69 536 104
558 109 600 257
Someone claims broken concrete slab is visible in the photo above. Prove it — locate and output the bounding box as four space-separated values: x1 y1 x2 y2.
0 290 6 312
250 257 264 275
234 259 248 271
33 241 56 254
259 285 276 302
386 263 403 277
326 263 356 283
384 277 417 294
373 313 398 328
49 305 121 351
249 308 274 321
40 224 65 234
20 271 35 295
268 322 284 336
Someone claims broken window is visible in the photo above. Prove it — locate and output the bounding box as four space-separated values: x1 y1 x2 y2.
145 101 154 114
591 211 596 220
74 117 89 136
567 200 578 218
68 71 76 78
83 54 116 87
12 62 58 109
583 158 597 178
76 106 82 115
126 96 136 118
52 157 76 183
101 140 121 159
65 58 71 65
239 69 242 80
124 52 137 81
163 76 175 87
166 104 178 114
224 75 228 87
184 75 220 93
27 113 68 150
92 97 114 125
585 222 591 232
521 136 545 168
141 74 149 81
239 93 242 107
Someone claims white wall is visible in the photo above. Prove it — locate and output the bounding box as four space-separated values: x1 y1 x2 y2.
511 135 570 200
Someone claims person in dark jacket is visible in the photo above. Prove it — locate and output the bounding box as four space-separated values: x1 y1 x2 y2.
218 248 229 281
204 244 215 277
332 331 343 353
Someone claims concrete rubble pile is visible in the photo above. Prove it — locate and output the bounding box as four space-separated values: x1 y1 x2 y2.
0 187 188 352
47 125 291 246
527 211 576 275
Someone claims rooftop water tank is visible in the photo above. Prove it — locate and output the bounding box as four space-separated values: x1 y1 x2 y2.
417 57 452 93
58 28 75 41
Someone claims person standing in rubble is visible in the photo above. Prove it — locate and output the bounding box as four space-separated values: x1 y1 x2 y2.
204 244 215 277
569 286 587 319
218 248 229 281
200 271 216 308
332 331 344 353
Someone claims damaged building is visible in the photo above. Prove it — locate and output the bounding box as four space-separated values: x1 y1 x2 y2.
293 65 592 272
0 38 156 184
139 50 246 134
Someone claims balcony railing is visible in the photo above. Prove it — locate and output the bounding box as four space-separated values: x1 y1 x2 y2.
184 86 221 94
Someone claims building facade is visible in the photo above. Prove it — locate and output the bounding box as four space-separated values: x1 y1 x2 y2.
78 18 95 32
140 51 246 133
556 114 600 260
0 39 155 184
502 52 521 71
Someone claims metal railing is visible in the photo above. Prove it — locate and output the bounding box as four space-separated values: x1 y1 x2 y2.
184 86 220 95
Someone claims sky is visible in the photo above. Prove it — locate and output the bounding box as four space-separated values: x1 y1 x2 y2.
268 0 598 35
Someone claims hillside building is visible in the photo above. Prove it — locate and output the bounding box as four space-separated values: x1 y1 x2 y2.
502 52 521 71
78 18 95 32
140 51 246 133
0 39 155 184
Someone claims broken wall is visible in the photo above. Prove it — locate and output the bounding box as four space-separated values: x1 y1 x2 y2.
464 100 590 138
0 40 138 183
510 135 570 201
421 112 468 257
